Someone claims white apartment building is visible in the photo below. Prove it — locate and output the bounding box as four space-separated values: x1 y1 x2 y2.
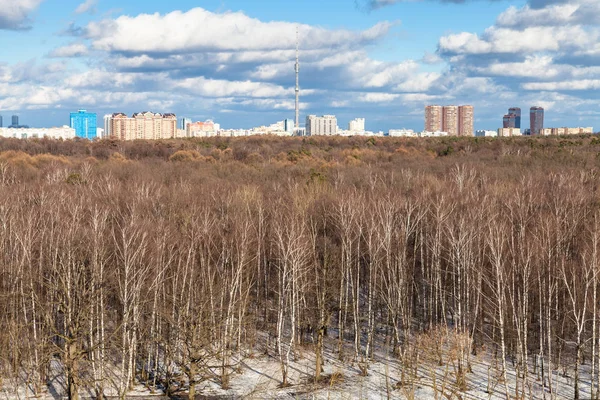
497 128 522 137
0 126 76 140
388 129 417 137
103 114 112 138
541 127 593 136
348 118 365 132
475 130 498 137
306 115 337 136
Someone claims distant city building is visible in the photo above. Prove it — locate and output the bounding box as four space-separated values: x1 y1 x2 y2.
7 115 28 129
306 115 337 136
96 128 104 138
284 119 295 133
426 105 473 136
420 131 449 137
103 114 112 138
0 115 2 128
498 128 522 137
187 120 216 137
541 127 593 136
442 106 459 136
108 112 177 141
425 105 443 132
475 130 497 137
509 107 521 129
70 109 97 140
458 105 474 136
181 118 192 130
348 118 365 132
0 126 75 140
530 107 544 135
389 129 417 137
503 114 517 128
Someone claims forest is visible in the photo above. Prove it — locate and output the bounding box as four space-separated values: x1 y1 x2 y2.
0 134 600 399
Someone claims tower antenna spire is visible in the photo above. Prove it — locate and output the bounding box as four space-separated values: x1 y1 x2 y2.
295 26 300 135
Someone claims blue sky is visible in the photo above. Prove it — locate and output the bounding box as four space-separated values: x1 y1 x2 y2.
0 0 598 132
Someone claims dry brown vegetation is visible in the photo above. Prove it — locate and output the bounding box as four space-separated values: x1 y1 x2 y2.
1 134 600 399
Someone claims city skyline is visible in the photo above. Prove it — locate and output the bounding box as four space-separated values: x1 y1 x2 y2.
425 105 474 136
0 1 599 132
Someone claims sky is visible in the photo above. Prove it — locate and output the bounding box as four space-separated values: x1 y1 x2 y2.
0 0 599 132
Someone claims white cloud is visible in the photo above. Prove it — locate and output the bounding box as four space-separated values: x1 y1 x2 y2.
75 0 96 15
49 43 89 58
496 4 580 28
358 61 419 88
497 0 600 28
472 55 561 78
67 69 141 88
359 93 401 103
395 72 441 92
174 77 290 98
85 8 394 54
439 26 595 55
422 51 443 65
400 93 448 103
522 80 600 91
359 0 494 11
249 63 293 80
0 0 43 30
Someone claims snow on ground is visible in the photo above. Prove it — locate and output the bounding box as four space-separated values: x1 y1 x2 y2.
193 346 587 399
0 332 588 399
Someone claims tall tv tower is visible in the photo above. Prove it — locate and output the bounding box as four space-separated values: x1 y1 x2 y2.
295 26 300 134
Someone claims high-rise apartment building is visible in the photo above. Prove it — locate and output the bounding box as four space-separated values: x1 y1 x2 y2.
103 114 112 138
425 105 443 132
70 109 97 140
509 107 521 129
8 115 28 129
284 119 295 133
503 114 517 128
458 105 474 136
442 106 459 136
530 107 544 135
425 105 474 136
348 118 365 132
306 115 337 136
108 112 177 141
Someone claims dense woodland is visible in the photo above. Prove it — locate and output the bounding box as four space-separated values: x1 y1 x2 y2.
2 135 600 399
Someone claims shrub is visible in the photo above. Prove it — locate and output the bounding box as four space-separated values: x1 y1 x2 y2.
169 150 202 162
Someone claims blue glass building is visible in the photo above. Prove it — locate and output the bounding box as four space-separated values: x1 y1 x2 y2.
509 107 521 129
70 110 97 139
530 107 544 136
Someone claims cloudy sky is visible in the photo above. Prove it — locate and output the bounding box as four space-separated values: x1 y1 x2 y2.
0 0 598 132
